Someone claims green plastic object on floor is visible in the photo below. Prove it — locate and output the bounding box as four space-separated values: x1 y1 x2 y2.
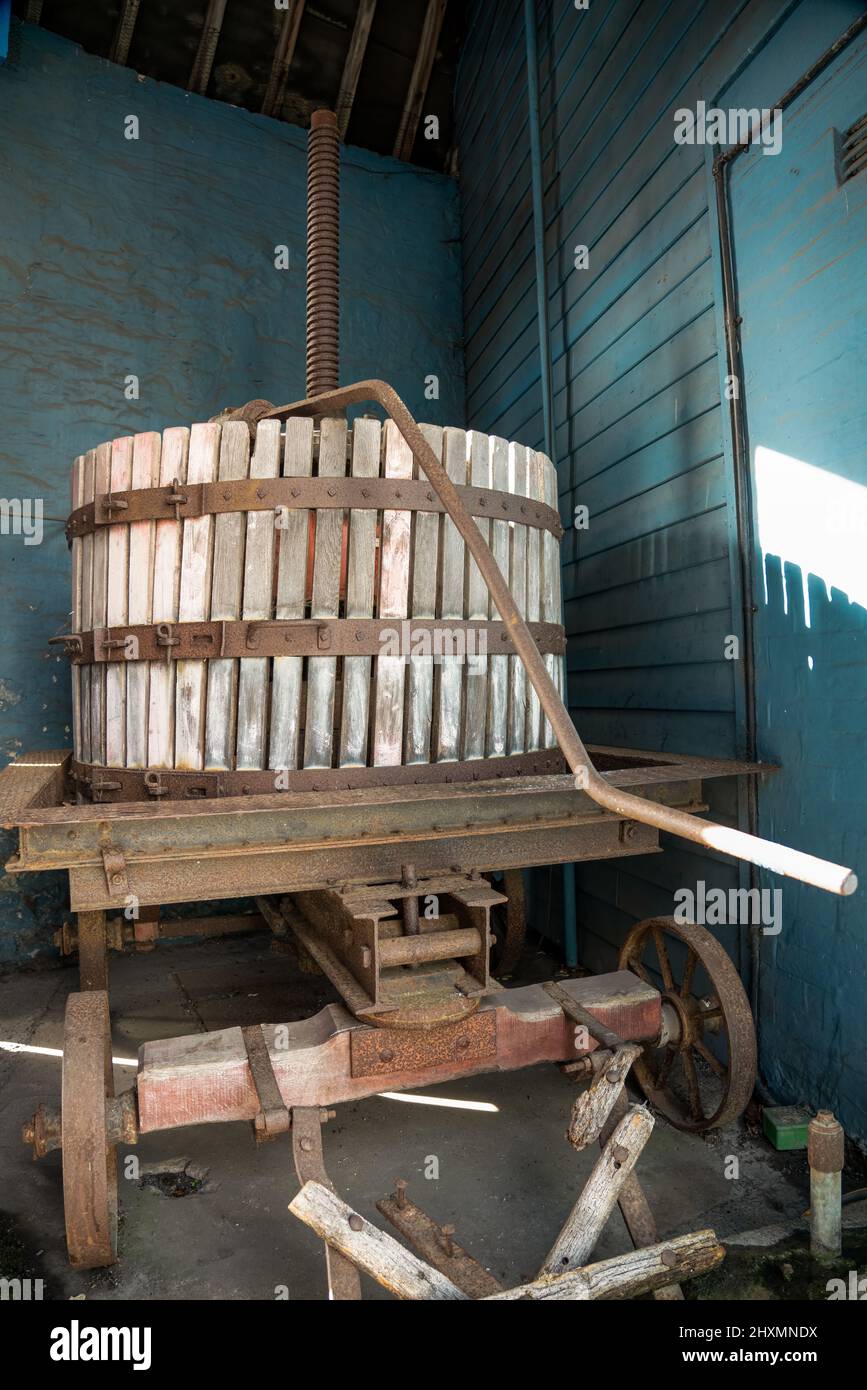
763 1105 811 1150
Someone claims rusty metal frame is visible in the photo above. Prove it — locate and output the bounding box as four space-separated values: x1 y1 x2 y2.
58 617 565 666
256 379 857 900
65 474 563 542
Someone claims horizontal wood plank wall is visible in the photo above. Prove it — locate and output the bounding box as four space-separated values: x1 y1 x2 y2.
455 0 799 971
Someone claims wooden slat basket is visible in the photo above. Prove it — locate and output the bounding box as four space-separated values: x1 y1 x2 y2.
64 417 567 802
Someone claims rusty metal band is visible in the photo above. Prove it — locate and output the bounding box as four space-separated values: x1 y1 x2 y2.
64 476 563 542
70 750 568 803
56 618 565 665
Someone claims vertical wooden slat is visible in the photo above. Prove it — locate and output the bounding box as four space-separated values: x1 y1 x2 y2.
463 430 491 759
269 418 314 772
434 428 467 761
486 435 510 757
539 451 563 750
148 428 189 768
204 422 250 770
303 417 347 769
89 444 111 768
104 438 133 767
236 421 281 770
125 433 161 768
372 421 413 765
339 418 381 766
70 456 84 767
79 450 97 765
406 422 442 764
175 424 220 770
525 449 543 752
507 443 529 755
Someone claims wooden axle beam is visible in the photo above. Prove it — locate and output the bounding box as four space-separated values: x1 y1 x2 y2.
136 971 660 1134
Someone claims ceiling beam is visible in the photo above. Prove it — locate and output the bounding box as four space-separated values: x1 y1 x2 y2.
261 0 306 119
335 0 377 140
109 0 141 68
393 0 447 161
188 0 229 95
25 2 44 21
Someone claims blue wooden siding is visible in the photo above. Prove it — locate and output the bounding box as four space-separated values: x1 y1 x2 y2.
456 0 866 1138
722 18 867 1140
0 20 463 964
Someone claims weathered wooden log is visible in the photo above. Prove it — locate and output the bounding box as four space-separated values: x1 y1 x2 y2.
484 1229 724 1301
289 1181 468 1300
566 1042 643 1150
599 1089 684 1301
541 1103 654 1275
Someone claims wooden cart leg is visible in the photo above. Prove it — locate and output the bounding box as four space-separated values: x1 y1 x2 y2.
77 911 108 992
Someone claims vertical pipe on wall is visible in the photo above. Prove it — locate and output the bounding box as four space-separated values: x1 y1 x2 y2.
523 0 577 968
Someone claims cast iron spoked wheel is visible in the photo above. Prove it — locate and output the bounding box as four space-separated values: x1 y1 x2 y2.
618 916 756 1133
62 990 119 1269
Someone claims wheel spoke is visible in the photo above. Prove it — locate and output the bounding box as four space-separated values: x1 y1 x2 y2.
681 1049 704 1121
628 955 653 987
680 949 697 999
657 1046 676 1090
694 1039 726 1079
652 926 675 991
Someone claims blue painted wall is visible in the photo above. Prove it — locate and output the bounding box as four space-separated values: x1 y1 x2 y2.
0 20 463 964
456 1 866 1141
721 19 867 1140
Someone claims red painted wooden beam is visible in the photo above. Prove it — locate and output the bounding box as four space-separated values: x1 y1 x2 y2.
136 971 660 1133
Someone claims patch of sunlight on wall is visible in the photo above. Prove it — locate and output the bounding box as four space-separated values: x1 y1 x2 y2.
754 446 867 627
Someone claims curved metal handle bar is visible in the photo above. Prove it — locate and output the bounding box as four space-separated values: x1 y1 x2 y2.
264 381 856 898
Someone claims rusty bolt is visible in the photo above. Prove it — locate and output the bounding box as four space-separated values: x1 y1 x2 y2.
379 1047 394 1064
395 1179 408 1209
319 1108 336 1123
439 1224 456 1258
661 1248 678 1268
361 947 372 968
611 1144 630 1165
348 1213 363 1232
299 1136 313 1152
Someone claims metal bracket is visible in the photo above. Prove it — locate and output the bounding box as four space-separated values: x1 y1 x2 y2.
241 1025 290 1142
291 1107 361 1301
101 845 129 897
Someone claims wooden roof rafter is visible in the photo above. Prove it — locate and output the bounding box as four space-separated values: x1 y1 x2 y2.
188 0 229 95
335 0 377 140
393 0 448 161
261 0 307 119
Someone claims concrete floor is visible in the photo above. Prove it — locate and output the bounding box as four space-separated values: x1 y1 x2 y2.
0 928 832 1301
